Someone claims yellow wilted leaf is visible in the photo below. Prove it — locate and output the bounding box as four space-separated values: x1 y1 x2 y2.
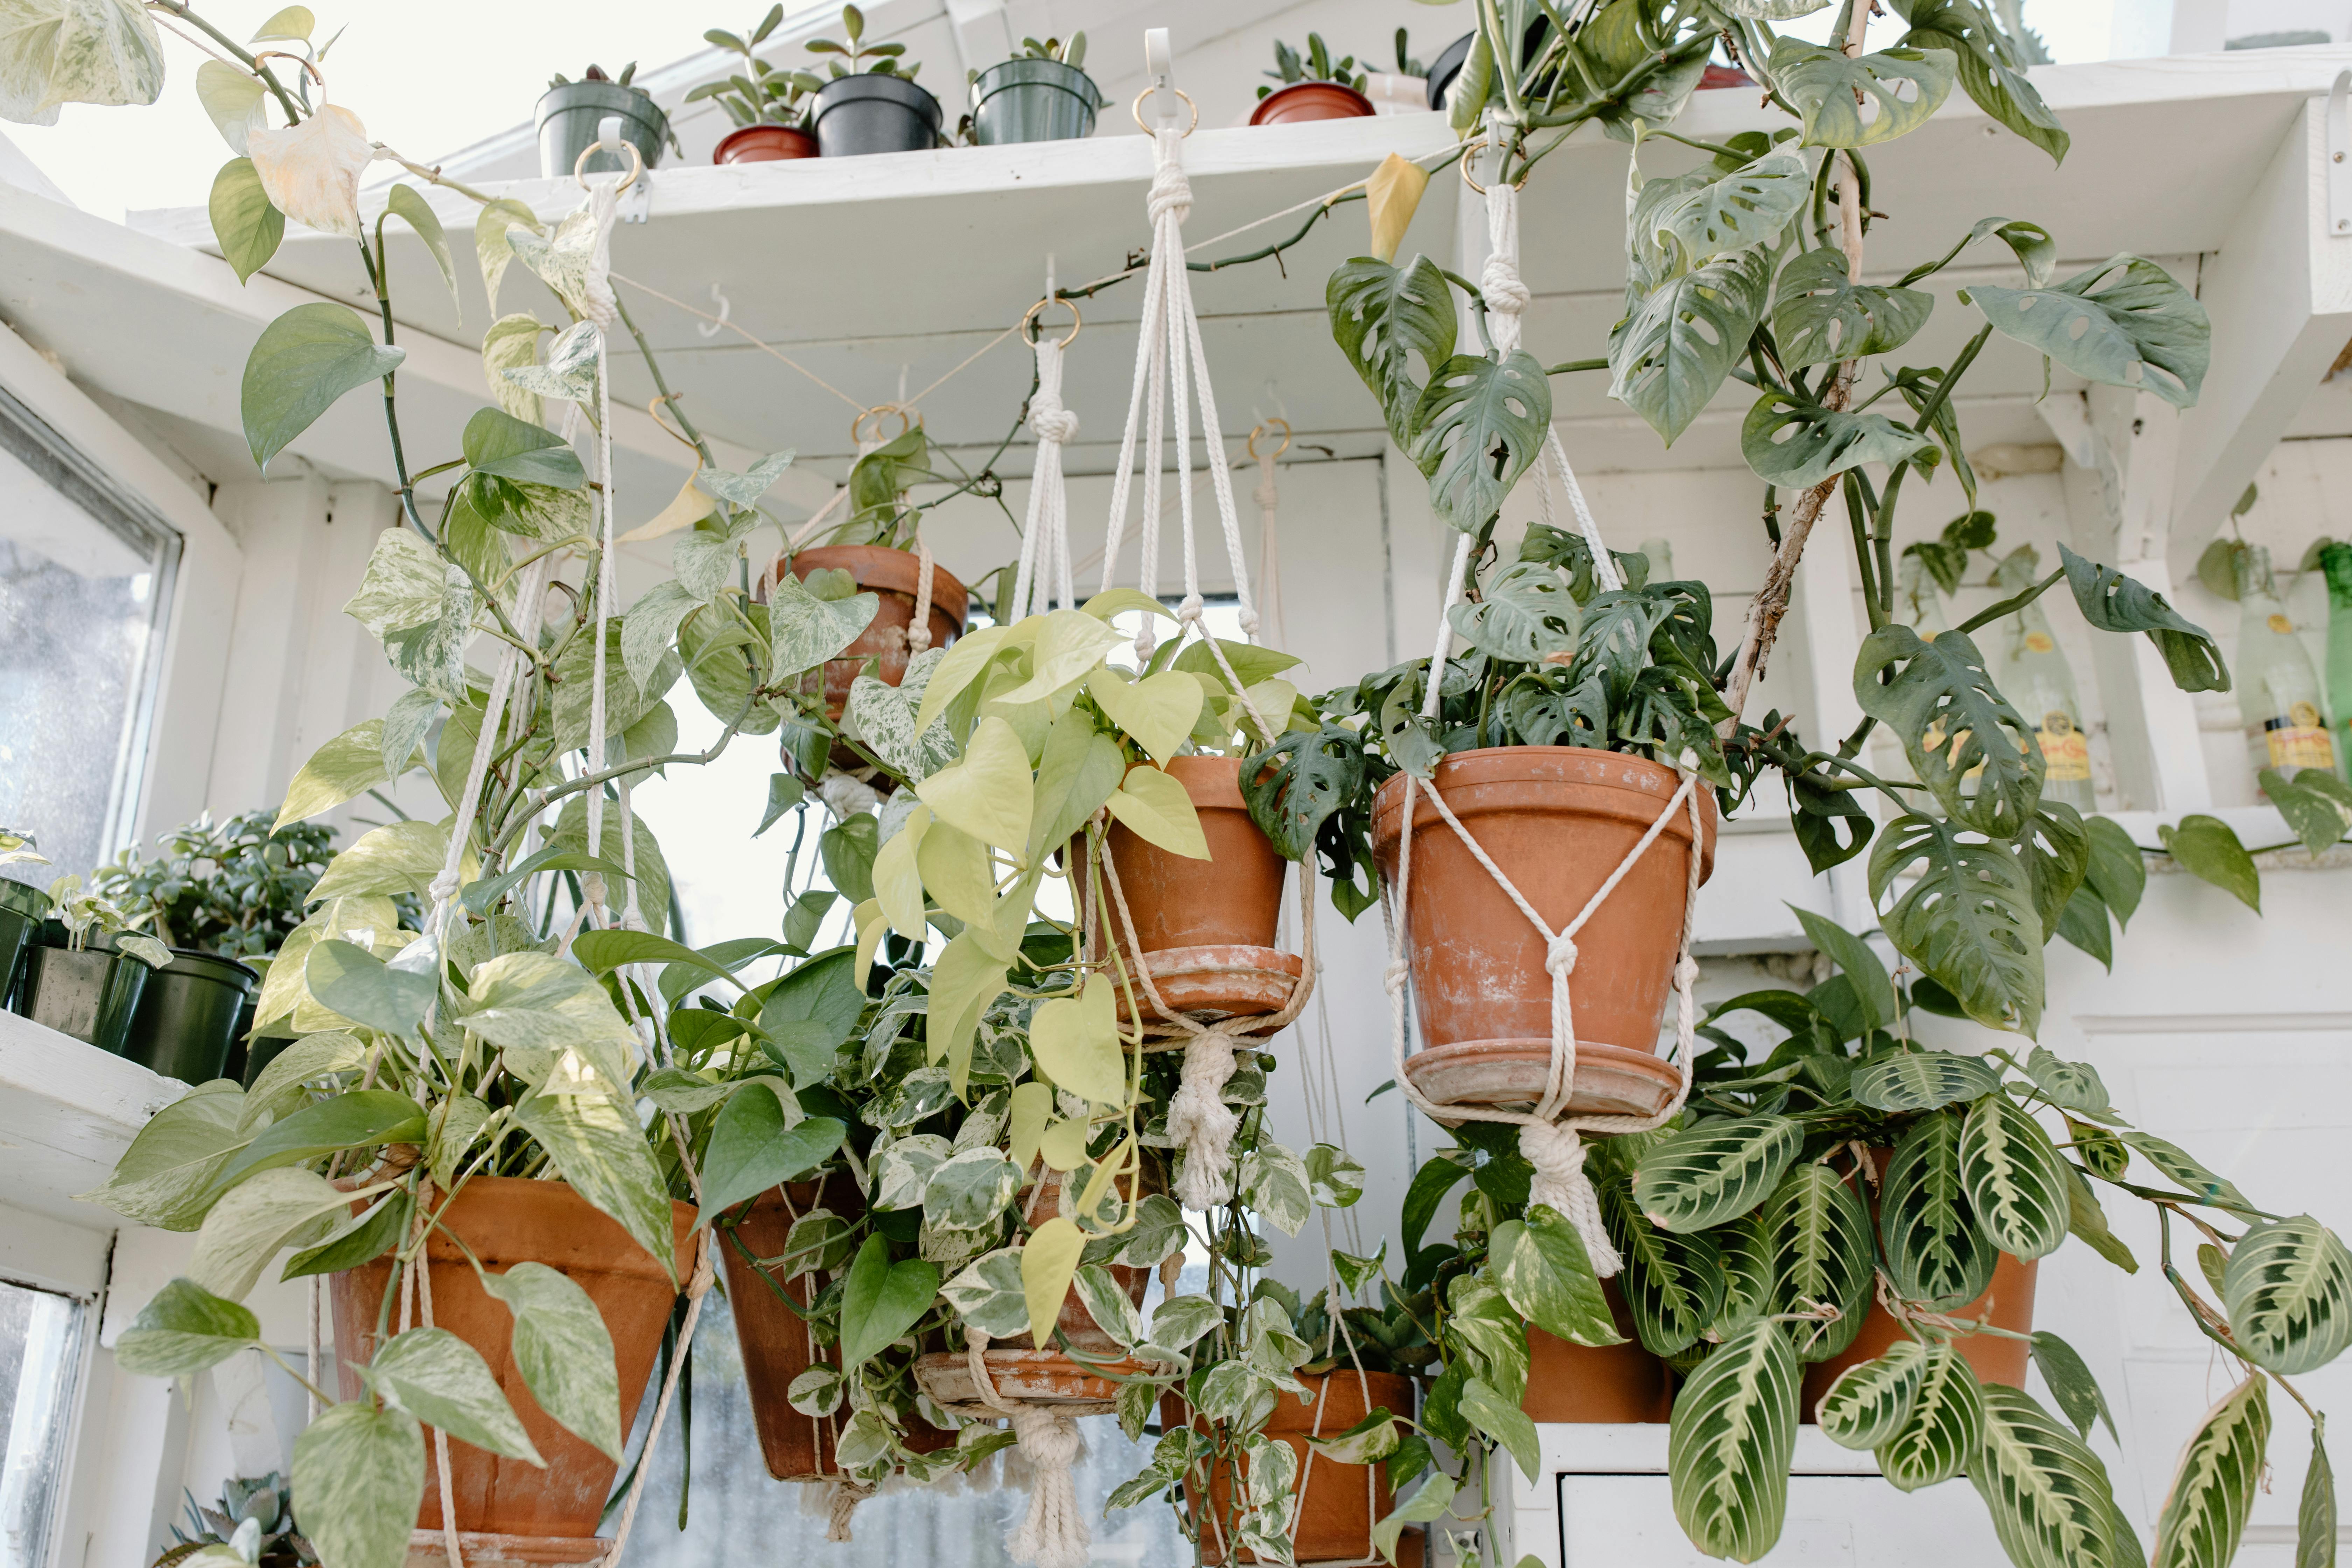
1366 152 1429 264
617 472 716 544
247 103 372 239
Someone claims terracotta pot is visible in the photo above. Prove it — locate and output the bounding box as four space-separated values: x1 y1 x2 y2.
997 1164 1154 1354
1086 755 1303 1023
764 545 967 721
719 1176 955 1479
1803 1255 2038 1420
1163 1370 1418 1565
914 1346 1147 1407
1373 748 1716 1111
714 124 818 163
330 1178 696 1540
1248 82 1375 126
1521 1282 1673 1423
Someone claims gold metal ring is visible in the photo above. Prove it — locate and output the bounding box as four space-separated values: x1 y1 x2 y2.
574 136 645 192
1021 296 1082 348
1129 84 1198 137
252 50 324 86
851 404 914 446
1246 418 1292 461
1458 135 1491 195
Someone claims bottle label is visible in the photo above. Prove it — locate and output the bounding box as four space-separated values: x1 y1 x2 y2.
2024 631 2055 653
2037 710 2090 782
2266 703 2337 770
2269 613 2295 635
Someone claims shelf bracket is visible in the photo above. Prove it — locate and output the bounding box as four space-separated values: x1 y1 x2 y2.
2329 70 2352 237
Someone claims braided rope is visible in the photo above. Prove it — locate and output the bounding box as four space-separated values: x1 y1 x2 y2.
1010 335 1079 621
960 1331 1093 1568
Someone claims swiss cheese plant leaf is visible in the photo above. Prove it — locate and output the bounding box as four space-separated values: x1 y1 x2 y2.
243 302 405 471
1240 726 1365 862
1408 350 1550 533
1770 38 1956 147
1900 0 2069 166
1762 1163 1874 1362
1326 255 1457 450
1742 390 1937 491
1448 557 1581 662
1971 1384 2128 1568
1668 1317 1799 1561
1959 1092 2072 1259
1602 1172 1727 1358
1640 149 1811 275
2082 814 2145 926
2019 803 2091 937
1633 1115 1804 1234
1851 1050 2001 1113
1855 624 2043 838
1877 1341 1983 1490
1869 813 2044 1035
1817 1339 1926 1451
1611 245 1773 446
2222 1216 2352 1375
1771 246 1934 368
2152 1374 2270 1568
1966 255 2210 409
2058 543 2228 693
1880 1109 1997 1308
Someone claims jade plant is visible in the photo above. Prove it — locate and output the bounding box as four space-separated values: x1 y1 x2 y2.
1260 34 1369 100
91 810 336 962
806 5 919 81
688 8 824 130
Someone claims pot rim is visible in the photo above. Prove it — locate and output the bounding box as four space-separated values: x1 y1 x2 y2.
1371 744 1718 875
0 877 44 918
782 544 971 628
534 80 666 129
715 122 815 146
970 57 1103 106
1248 80 1376 124
403 1173 697 1280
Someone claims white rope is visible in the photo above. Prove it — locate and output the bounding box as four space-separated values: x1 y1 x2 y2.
1010 334 1079 620
580 175 623 924
1166 1030 1240 1210
963 1332 1089 1568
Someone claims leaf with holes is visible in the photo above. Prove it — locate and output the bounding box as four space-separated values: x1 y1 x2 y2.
1881 1109 1997 1309
1902 0 2070 166
1634 1115 1804 1234
1856 625 2044 838
1611 245 1773 447
1966 255 2209 408
1877 1341 1983 1491
1771 39 1956 148
2019 804 2090 939
1819 1339 1926 1451
1763 1163 1874 1362
1851 1051 2001 1113
2224 1217 2352 1375
2151 1374 2270 1568
1772 246 1934 368
1448 557 1583 662
1327 255 1457 450
1668 1318 1799 1561
1870 813 2044 1035
1240 725 1364 863
1743 390 1937 491
1972 1384 2125 1568
1960 1093 2071 1259
1408 350 1550 534
1603 1173 1726 1358
1644 150 1811 275
2058 543 2228 693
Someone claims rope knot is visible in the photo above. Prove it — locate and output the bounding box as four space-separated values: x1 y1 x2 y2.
1545 933 1579 978
1384 959 1410 995
1167 1029 1241 1211
1676 955 1701 991
1519 1120 1624 1278
427 870 462 907
1237 608 1260 637
1480 251 1532 320
1147 156 1192 228
1176 592 1204 626
1253 478 1280 510
1028 394 1079 444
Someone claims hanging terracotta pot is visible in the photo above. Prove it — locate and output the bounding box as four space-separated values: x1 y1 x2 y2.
329 1177 696 1542
1163 1369 1420 1566
714 123 818 163
1373 747 1716 1119
762 544 967 721
1248 82 1375 126
1083 755 1303 1026
1521 1282 1673 1423
1802 1253 2039 1419
720 1175 953 1480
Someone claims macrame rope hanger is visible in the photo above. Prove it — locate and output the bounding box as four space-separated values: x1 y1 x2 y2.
1378 121 1706 1279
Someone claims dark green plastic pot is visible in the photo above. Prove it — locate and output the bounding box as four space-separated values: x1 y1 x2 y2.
119 947 258 1086
969 59 1099 145
21 943 150 1055
0 877 44 1013
535 81 668 180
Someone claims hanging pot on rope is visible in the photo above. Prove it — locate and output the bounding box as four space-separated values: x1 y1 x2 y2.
1374 747 1716 1120
762 544 968 721
328 1176 696 1545
1163 1368 1422 1566
720 1174 954 1481
1080 755 1303 1027
1521 1281 1675 1423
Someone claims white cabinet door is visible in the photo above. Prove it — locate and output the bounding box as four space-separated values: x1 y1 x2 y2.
1559 1474 2005 1566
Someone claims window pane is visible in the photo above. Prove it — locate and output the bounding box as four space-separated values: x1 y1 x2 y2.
0 1278 88 1568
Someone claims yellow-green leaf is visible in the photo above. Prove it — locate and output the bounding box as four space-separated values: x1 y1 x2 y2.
1008 1082 1052 1171
873 807 930 938
1105 764 1208 859
1038 1116 1089 1172
913 623 1020 735
1022 1218 1087 1347
914 815 998 929
917 716 1032 853
995 610 1121 706
1029 981 1126 1106
1085 668 1203 766
278 719 393 829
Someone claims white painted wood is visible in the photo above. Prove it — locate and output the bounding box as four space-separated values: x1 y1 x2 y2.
0 1200 111 1297
0 1008 182 1230
1793 495 1872 933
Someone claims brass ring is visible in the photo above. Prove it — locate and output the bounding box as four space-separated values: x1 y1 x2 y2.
1129 84 1198 137
1246 418 1292 461
252 50 324 86
574 137 645 192
851 404 914 446
1021 297 1082 348
1457 134 1527 196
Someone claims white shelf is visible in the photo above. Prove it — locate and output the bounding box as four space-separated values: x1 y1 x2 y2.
0 1007 183 1230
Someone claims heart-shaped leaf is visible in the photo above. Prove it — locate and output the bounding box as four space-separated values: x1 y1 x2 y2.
243 302 404 471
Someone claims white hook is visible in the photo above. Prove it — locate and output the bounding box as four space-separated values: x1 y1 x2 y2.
696 282 731 340
1254 378 1289 425
596 114 627 158
1142 28 1179 127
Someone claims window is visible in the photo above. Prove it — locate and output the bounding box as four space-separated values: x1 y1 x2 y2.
0 1278 89 1568
0 382 179 887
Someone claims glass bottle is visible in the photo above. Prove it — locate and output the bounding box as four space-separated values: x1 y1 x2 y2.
1992 548 2095 811
2236 544 2337 783
1642 537 1676 586
2321 541 2352 781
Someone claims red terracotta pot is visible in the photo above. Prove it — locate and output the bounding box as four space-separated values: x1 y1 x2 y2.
719 1176 953 1480
715 124 818 163
1802 1254 2039 1420
1084 755 1303 1023
1164 1370 1419 1565
1521 1282 1673 1423
330 1178 695 1540
763 544 967 721
1374 748 1716 1116
1249 82 1375 126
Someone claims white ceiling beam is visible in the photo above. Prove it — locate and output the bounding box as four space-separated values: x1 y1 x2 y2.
2170 93 2352 557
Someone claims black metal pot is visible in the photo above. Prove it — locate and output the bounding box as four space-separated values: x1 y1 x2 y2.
118 946 258 1086
813 72 942 156
535 80 669 179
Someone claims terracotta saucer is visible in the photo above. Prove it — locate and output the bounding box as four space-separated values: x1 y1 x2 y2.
1401 1038 1681 1124
1117 943 1304 1026
913 1348 1144 1410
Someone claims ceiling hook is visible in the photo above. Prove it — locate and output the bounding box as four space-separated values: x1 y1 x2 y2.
696 283 732 340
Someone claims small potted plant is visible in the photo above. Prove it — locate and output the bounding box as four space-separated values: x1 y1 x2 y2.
806 6 940 157
1251 35 1374 127
968 34 1100 147
690 6 824 163
15 876 173 1054
535 62 675 180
